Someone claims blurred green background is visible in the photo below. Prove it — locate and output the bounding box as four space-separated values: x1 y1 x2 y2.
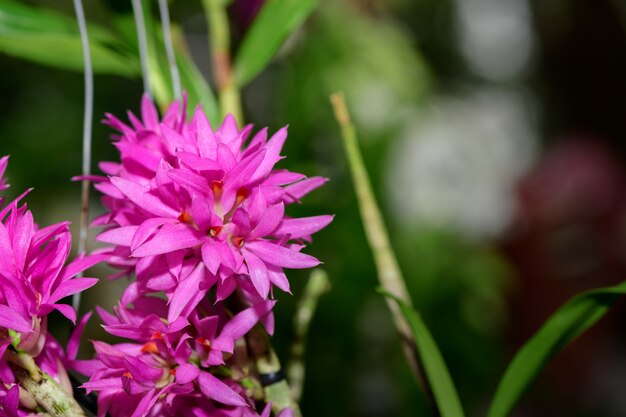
3 0 626 416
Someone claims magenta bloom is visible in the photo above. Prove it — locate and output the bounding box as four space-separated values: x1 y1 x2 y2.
83 294 275 417
0 199 101 360
94 96 332 311
85 97 330 416
0 384 18 417
0 156 100 416
0 157 100 366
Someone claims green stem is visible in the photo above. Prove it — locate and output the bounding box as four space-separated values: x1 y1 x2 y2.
287 269 330 402
330 92 432 396
6 351 85 417
248 326 302 417
203 0 243 122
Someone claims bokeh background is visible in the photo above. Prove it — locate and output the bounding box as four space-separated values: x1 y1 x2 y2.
2 0 626 416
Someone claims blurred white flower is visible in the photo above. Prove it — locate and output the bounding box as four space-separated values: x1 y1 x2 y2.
456 0 535 80
386 89 537 240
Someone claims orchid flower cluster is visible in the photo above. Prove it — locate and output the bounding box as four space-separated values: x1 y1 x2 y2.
0 157 100 416
78 96 332 416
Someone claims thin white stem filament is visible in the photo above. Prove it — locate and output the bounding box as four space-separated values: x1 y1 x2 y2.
72 0 93 313
131 0 152 97
158 0 181 101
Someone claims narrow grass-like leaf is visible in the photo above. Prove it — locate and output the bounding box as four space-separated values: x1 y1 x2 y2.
0 0 138 76
117 3 218 121
234 0 318 86
380 289 466 417
176 50 220 124
331 92 428 392
487 280 626 417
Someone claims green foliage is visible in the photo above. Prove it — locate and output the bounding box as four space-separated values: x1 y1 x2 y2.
487 280 626 417
119 3 220 123
0 0 138 76
380 289 466 417
176 49 220 124
0 0 218 117
234 0 319 86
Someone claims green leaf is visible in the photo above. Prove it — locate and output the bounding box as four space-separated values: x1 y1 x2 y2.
380 289 466 417
487 280 626 417
176 50 220 124
234 0 318 86
0 0 139 76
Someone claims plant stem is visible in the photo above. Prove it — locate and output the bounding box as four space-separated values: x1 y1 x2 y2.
72 0 93 314
330 92 432 396
203 0 243 122
158 0 182 101
131 0 152 98
248 326 302 417
287 269 330 402
7 351 85 417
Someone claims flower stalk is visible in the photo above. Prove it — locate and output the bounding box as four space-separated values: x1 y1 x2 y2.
287 269 330 402
248 325 302 417
72 0 93 313
7 351 85 417
330 92 430 394
158 0 182 101
131 0 152 97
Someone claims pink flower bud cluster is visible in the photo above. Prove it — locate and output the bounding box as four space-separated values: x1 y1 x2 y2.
0 157 99 416
83 96 331 416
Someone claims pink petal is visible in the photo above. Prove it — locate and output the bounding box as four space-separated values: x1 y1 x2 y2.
49 278 98 304
97 226 138 246
250 126 287 182
115 141 160 172
192 107 216 159
167 169 208 194
201 240 221 275
260 403 273 417
245 241 320 269
168 263 207 322
283 177 328 203
197 371 247 407
174 363 199 384
177 152 221 171
81 377 123 393
132 224 204 257
0 305 31 333
226 150 265 189
125 357 162 382
98 161 121 175
243 250 270 299
217 144 237 172
131 218 177 251
141 94 160 130
11 210 34 272
220 114 240 143
250 203 284 239
111 177 178 218
51 303 77 324
72 359 101 377
268 266 291 293
277 408 295 417
0 223 15 273
66 312 92 362
221 300 276 340
273 215 334 239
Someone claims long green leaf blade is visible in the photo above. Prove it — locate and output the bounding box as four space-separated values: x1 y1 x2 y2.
234 0 318 86
487 280 626 417
380 289 466 417
0 0 138 76
176 50 220 124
